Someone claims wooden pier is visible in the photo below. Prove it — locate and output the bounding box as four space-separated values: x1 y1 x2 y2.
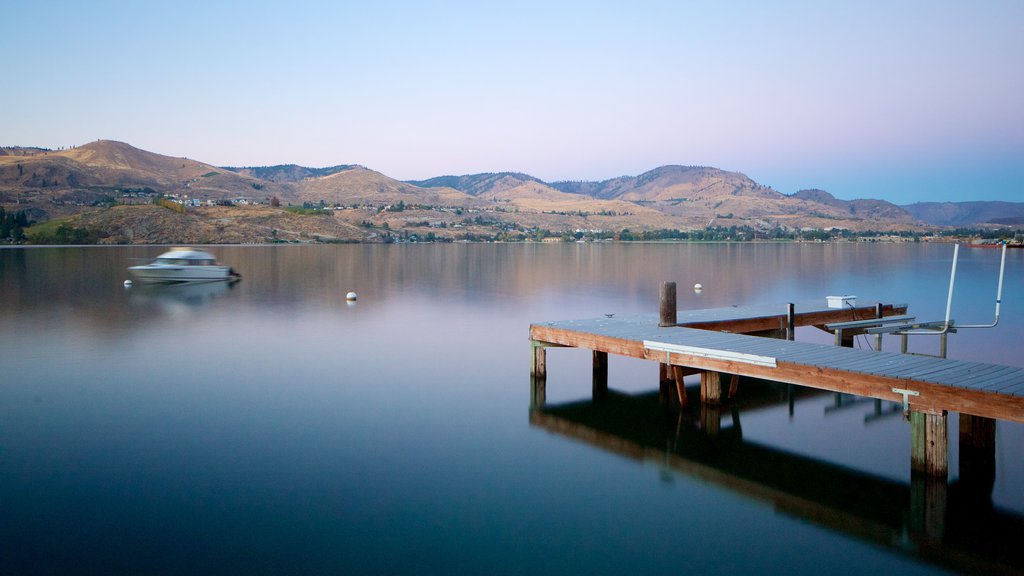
529 287 1024 477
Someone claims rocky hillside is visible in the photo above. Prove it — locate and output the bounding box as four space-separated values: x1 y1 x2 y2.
902 201 1024 226
0 139 956 243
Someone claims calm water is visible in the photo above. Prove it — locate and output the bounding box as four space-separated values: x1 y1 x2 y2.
1 243 1021 575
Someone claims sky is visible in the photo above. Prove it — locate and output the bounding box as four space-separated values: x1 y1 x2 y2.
2 0 1022 203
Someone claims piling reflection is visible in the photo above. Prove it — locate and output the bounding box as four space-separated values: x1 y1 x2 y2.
530 382 1023 576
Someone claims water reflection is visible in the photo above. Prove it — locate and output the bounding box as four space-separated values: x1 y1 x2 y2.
531 383 1023 576
127 280 239 315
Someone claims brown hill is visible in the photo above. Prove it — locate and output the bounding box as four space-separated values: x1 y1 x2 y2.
792 189 915 222
297 166 478 207
552 165 784 202
2 140 936 242
0 140 295 220
901 201 1024 227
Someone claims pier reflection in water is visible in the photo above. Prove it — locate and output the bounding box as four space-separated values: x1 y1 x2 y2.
530 380 1022 576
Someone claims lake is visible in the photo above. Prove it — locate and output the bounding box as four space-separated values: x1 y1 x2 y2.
1 243 1021 575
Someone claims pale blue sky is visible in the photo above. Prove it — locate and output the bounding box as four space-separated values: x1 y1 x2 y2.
2 0 1022 203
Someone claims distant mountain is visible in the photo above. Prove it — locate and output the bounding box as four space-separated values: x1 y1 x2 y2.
296 166 475 206
792 189 913 221
408 172 546 197
222 164 355 183
0 140 291 209
551 165 783 202
902 201 1024 227
3 139 977 245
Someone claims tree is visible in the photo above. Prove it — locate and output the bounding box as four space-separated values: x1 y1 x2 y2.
270 196 281 207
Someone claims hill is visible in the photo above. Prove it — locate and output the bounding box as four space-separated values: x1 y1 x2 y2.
0 139 972 244
408 172 547 197
0 140 294 221
902 201 1024 227
296 166 477 207
222 164 355 182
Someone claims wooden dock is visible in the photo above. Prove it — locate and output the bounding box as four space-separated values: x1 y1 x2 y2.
529 291 1024 477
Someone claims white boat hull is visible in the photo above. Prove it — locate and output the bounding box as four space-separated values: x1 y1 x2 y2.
128 264 236 283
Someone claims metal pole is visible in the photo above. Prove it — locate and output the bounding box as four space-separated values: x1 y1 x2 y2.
944 244 959 328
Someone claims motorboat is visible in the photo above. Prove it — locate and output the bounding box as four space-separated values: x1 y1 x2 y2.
128 247 241 283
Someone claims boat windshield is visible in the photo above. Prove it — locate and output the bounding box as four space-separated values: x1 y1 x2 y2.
156 258 215 266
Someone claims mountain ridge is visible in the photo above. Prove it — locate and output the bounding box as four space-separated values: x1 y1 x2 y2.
2 140 1020 244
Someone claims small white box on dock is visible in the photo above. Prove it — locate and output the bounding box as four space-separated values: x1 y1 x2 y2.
827 295 856 309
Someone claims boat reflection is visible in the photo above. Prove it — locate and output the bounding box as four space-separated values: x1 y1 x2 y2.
530 383 1022 576
128 280 238 314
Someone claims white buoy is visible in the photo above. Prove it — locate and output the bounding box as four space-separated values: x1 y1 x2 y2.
124 280 133 287
346 291 358 301
694 283 703 292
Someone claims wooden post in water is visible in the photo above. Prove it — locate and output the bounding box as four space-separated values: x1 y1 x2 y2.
592 350 608 401
530 340 547 379
659 363 673 405
672 365 688 408
958 414 996 500
530 375 546 408
874 302 884 351
659 282 677 327
727 373 740 399
786 303 795 341
700 371 721 405
911 410 948 477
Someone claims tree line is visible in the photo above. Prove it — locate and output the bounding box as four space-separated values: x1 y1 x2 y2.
0 207 30 242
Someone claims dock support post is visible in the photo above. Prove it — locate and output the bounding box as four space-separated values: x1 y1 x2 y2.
958 414 996 500
592 351 608 401
700 371 721 405
672 366 687 408
900 334 908 354
659 363 673 405
834 328 854 347
911 410 948 477
874 302 883 351
530 340 547 379
939 332 948 359
727 374 739 399
786 303 795 340
530 340 548 407
530 375 546 408
659 282 677 327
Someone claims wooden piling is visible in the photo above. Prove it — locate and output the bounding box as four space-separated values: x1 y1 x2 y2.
530 375 546 407
659 282 677 327
786 303 795 341
959 414 996 498
911 410 948 477
659 363 672 405
672 365 688 408
530 340 547 379
728 373 740 399
874 302 883 351
592 350 608 401
701 371 721 405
